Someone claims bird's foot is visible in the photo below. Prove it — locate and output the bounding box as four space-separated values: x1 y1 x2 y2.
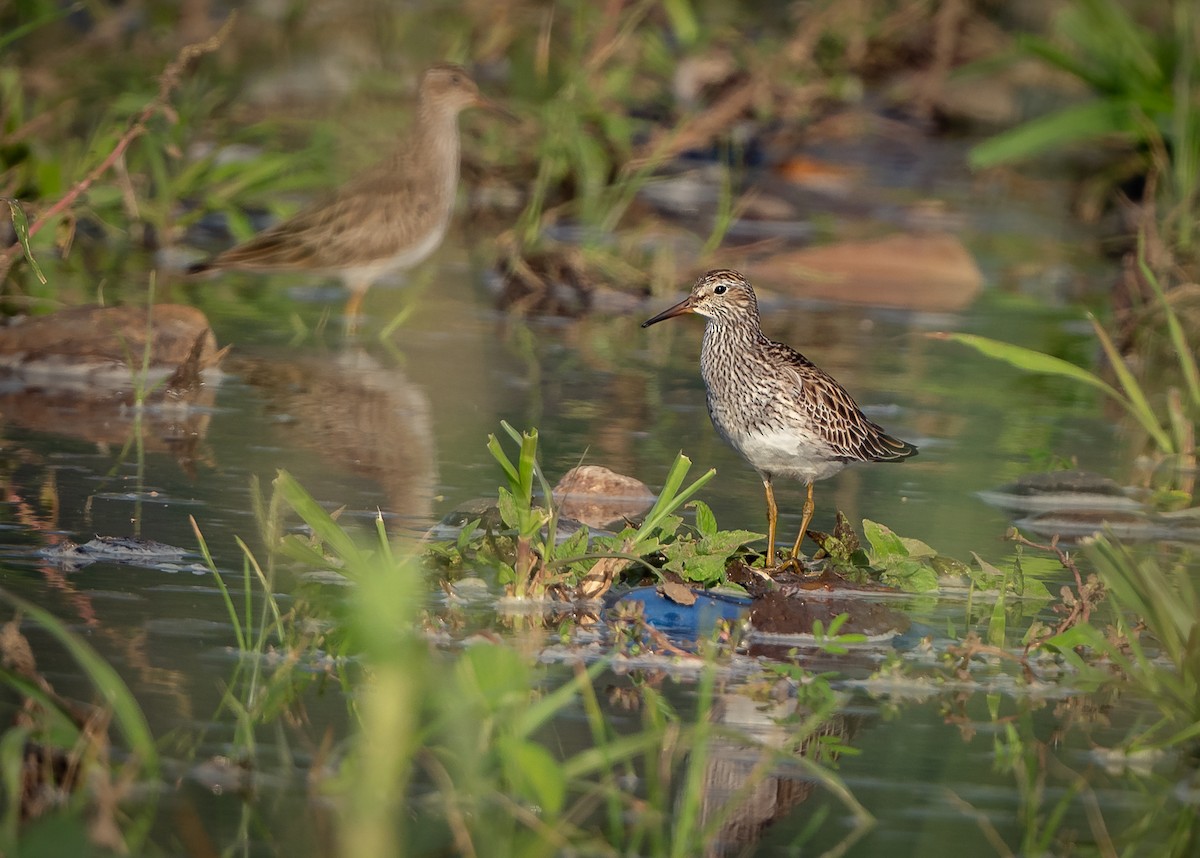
772 554 808 576
758 550 808 577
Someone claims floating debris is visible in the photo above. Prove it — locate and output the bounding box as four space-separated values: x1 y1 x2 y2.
610 585 749 641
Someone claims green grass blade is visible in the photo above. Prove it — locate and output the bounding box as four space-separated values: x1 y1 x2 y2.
1086 314 1174 452
190 516 247 652
235 535 286 644
1137 235 1200 407
969 99 1133 169
929 332 1127 401
639 453 717 535
0 591 159 781
500 421 554 504
518 428 539 507
274 470 368 570
4 200 48 285
487 433 520 489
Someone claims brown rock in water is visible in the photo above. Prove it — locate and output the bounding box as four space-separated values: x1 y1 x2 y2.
741 232 983 312
0 305 225 471
553 465 656 529
0 305 225 381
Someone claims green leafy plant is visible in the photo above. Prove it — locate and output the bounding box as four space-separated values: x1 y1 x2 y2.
653 499 761 585
210 467 868 856
811 512 967 594
970 0 1199 253
483 421 719 599
487 423 554 597
932 240 1199 500
0 593 159 854
1047 536 1200 751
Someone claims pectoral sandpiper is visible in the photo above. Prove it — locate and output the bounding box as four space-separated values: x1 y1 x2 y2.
188 63 514 329
642 269 917 568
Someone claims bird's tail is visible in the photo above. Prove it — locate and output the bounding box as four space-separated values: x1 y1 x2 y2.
877 433 918 461
185 260 216 277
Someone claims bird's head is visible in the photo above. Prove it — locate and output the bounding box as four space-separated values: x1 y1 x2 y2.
641 269 760 328
421 63 517 123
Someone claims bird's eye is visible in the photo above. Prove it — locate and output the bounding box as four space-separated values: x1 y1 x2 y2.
713 284 727 295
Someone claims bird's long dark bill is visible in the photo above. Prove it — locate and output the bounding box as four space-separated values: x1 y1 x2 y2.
641 297 695 327
476 95 520 124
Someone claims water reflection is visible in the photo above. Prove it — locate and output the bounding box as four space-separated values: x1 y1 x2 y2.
232 347 437 528
699 694 857 857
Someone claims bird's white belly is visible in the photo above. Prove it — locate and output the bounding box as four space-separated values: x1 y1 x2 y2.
729 426 848 483
340 220 450 285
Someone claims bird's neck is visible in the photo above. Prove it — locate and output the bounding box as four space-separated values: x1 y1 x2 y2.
703 315 763 351
413 104 462 173
700 315 765 380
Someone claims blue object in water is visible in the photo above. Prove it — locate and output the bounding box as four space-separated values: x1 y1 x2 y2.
611 586 750 641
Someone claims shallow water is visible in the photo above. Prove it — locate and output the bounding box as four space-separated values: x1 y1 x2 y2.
1 37 1187 857
1 214 1161 854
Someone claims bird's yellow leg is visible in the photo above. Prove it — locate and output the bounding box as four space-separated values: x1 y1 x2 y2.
763 475 778 566
790 482 815 559
343 284 369 335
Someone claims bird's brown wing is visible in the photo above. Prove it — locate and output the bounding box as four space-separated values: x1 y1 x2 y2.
206 151 447 273
772 343 917 463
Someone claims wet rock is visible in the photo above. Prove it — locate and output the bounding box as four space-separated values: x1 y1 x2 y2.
39 536 189 569
0 306 223 471
552 465 656 529
741 232 983 312
977 469 1144 513
1015 508 1200 544
0 304 225 389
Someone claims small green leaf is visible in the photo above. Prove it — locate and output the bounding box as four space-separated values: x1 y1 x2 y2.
456 518 482 551
555 524 589 563
1011 552 1025 597
670 552 728 585
879 559 939 593
863 519 909 563
4 199 48 285
498 737 566 816
898 536 937 559
497 487 519 530
988 583 1008 648
692 500 718 537
969 552 1007 590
